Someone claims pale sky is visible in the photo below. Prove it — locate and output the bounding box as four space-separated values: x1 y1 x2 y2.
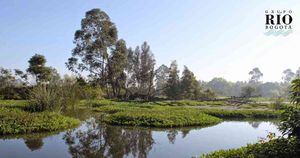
0 0 299 82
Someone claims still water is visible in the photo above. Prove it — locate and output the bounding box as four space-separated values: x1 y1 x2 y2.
0 118 280 158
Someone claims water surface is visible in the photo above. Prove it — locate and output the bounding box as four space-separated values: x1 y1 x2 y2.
0 119 280 158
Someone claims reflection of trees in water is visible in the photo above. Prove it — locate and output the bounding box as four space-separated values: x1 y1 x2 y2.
181 129 190 138
24 138 44 151
248 122 261 129
166 128 191 143
167 130 178 144
63 119 154 158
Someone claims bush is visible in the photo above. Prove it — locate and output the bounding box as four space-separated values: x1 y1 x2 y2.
80 86 104 100
28 77 80 112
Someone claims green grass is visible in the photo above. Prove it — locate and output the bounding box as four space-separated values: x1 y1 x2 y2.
0 100 29 109
0 106 80 135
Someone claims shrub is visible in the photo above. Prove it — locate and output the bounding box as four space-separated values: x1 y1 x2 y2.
28 76 80 112
80 86 104 100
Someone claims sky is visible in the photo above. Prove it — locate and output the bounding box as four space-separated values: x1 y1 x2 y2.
0 0 299 82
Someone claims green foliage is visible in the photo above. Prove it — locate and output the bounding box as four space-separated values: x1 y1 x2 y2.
155 64 169 96
28 76 80 112
180 66 202 100
290 78 300 106
107 39 128 98
91 100 280 127
27 54 53 83
0 67 28 99
0 100 29 109
201 137 300 158
96 104 221 127
279 107 300 138
165 60 181 99
0 107 80 135
80 86 104 100
66 8 118 87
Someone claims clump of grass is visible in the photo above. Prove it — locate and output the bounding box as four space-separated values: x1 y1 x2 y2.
28 77 80 112
0 107 80 135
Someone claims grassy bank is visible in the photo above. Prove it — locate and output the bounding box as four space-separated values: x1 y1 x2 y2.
200 137 300 158
92 100 281 127
0 100 80 135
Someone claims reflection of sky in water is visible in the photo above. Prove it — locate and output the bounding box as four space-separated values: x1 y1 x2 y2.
0 120 280 158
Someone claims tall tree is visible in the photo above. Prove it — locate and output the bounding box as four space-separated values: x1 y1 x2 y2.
165 61 181 99
66 8 118 87
282 69 295 83
139 42 156 99
155 64 169 96
249 67 263 84
107 39 128 98
180 66 201 99
27 54 52 83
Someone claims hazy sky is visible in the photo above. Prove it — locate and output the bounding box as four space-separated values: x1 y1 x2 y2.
0 0 299 82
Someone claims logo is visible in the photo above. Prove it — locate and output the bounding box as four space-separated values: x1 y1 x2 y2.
265 10 293 36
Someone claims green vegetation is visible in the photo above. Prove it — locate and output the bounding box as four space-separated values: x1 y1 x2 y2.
91 100 280 127
0 107 80 135
200 136 300 158
27 76 80 112
101 107 221 127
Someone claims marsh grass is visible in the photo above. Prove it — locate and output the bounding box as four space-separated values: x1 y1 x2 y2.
0 107 80 135
93 100 281 127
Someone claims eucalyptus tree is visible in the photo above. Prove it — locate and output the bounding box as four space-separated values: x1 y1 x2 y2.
66 8 118 87
107 39 128 98
249 67 263 84
155 64 169 96
165 60 181 99
282 68 295 83
180 66 201 99
139 42 156 99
